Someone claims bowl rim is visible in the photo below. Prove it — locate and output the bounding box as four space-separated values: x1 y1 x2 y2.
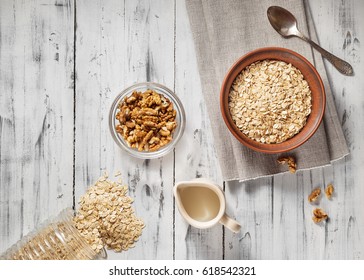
109 82 186 159
220 47 326 154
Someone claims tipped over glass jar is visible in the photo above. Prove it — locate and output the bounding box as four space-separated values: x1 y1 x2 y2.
0 209 106 260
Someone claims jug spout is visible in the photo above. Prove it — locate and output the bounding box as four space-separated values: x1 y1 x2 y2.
173 181 191 214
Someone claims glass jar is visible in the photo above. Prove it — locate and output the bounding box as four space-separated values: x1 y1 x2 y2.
0 208 106 260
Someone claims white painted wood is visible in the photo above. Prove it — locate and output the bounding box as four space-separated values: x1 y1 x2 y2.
0 0 74 252
224 0 364 259
308 0 364 259
174 0 224 259
75 0 175 259
1 0 363 260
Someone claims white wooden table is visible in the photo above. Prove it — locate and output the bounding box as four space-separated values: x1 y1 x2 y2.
1 0 363 260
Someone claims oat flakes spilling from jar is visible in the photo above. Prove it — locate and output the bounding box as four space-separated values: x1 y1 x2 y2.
1 214 101 260
74 172 145 253
0 172 144 260
115 89 177 152
229 60 312 144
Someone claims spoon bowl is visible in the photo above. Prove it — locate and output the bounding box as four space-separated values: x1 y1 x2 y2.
267 6 301 38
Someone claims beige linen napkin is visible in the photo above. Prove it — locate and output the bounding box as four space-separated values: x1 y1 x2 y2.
186 0 349 181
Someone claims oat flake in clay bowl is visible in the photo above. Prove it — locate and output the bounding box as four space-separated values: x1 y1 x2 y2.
220 47 326 154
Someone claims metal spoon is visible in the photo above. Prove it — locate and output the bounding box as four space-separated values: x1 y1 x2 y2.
267 6 354 76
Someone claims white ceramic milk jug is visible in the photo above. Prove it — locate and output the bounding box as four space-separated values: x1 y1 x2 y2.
174 178 241 233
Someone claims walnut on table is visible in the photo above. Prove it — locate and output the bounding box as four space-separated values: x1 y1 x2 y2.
325 183 334 199
308 187 321 203
312 208 328 223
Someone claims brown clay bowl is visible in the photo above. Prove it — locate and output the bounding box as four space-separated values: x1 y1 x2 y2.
220 47 326 154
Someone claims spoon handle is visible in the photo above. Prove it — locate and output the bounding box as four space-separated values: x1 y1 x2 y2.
300 35 354 76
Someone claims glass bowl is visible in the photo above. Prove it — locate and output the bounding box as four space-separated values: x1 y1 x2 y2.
109 82 186 159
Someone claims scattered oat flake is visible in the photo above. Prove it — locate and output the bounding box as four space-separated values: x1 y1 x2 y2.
277 156 297 173
73 173 144 254
312 208 328 223
325 184 334 199
308 188 321 203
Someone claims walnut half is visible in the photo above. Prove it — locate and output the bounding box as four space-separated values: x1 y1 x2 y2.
312 208 328 223
277 156 297 173
308 188 321 203
325 184 334 199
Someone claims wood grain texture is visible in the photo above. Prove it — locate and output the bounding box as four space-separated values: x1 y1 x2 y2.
75 0 174 259
308 0 364 259
1 0 363 260
174 0 224 259
0 0 74 253
224 0 364 259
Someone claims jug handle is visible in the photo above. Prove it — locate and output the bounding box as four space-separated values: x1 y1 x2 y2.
219 214 241 233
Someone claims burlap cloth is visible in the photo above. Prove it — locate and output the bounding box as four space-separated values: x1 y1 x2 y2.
186 0 349 181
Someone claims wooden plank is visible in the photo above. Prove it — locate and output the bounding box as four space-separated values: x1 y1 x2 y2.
75 0 175 259
224 0 364 259
308 0 364 259
1 0 362 261
224 178 273 259
0 0 74 253
174 0 224 259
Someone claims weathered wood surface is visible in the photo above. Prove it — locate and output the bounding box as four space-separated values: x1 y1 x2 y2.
74 0 175 259
225 0 364 259
0 0 74 252
0 0 363 260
